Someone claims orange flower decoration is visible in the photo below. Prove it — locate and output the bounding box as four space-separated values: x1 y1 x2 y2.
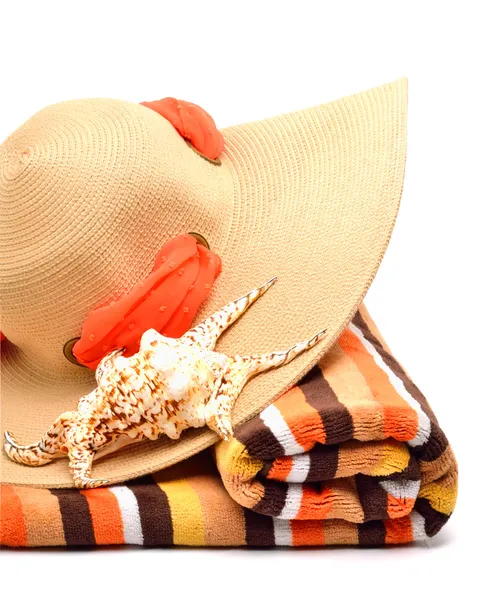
72 234 221 370
140 97 224 161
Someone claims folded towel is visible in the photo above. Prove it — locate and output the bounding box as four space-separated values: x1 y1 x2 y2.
0 305 457 547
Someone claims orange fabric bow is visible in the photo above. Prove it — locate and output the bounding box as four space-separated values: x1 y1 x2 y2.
72 234 221 370
140 98 224 161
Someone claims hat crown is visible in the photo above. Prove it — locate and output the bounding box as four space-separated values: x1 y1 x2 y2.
0 98 229 371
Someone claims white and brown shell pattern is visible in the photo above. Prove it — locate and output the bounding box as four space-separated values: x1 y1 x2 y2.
4 277 327 488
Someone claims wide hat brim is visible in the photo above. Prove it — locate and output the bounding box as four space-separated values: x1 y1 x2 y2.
1 78 407 487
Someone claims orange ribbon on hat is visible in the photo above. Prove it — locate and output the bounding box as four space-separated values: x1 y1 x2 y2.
72 234 221 370
140 97 224 161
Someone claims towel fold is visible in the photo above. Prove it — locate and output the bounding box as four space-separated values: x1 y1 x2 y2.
0 305 457 547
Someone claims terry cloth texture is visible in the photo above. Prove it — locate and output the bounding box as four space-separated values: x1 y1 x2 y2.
0 304 457 547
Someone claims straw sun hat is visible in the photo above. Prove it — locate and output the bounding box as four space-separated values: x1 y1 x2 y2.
0 79 407 487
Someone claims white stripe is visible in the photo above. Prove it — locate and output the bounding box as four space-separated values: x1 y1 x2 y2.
273 519 292 546
349 323 431 447
260 404 305 455
286 454 311 483
109 485 144 545
410 510 427 541
278 484 303 519
379 479 421 500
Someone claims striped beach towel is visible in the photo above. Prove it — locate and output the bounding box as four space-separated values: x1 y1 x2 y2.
0 305 457 547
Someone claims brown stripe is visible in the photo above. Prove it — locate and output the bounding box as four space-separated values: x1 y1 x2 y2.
417 422 449 462
243 508 275 546
260 460 274 478
307 446 339 481
355 474 389 521
50 489 95 546
126 475 173 546
415 497 450 537
253 480 288 517
235 413 284 459
352 311 438 423
357 520 386 546
420 444 456 485
298 364 354 444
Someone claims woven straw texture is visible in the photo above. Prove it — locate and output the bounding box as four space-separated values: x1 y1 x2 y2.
0 79 407 487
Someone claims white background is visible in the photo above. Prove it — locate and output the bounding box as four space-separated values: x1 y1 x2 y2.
1 1 490 598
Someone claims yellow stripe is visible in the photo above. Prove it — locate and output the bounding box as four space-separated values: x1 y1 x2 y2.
215 438 264 480
370 439 410 477
418 470 458 516
153 472 205 546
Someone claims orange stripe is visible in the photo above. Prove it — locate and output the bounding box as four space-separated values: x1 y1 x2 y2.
0 485 28 547
296 484 333 520
386 494 416 519
267 457 293 482
318 342 385 441
274 386 326 450
385 515 414 544
291 520 325 546
81 487 125 545
339 329 418 441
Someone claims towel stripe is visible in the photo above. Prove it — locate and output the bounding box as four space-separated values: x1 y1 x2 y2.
286 454 311 483
154 475 205 546
319 340 385 441
354 309 438 422
126 475 173 546
50 489 95 546
81 487 125 545
357 520 386 546
14 486 65 546
260 404 305 455
291 520 325 546
299 364 354 444
273 518 292 545
307 447 339 481
353 310 438 444
414 497 450 537
0 485 27 547
384 514 414 544
410 509 427 541
380 479 420 500
235 412 285 459
108 485 144 545
253 480 288 517
355 474 389 521
349 321 430 446
278 484 303 519
188 471 247 546
244 509 275 546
